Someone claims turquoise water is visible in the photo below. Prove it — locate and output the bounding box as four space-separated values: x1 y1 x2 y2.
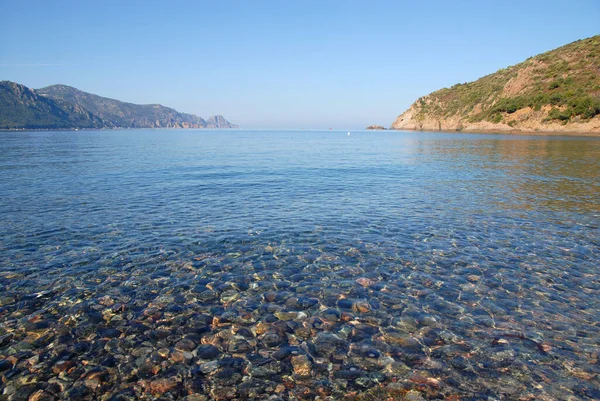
0 129 599 400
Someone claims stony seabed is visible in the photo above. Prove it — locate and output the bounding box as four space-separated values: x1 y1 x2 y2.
0 234 599 401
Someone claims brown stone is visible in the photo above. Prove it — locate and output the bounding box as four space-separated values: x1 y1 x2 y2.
383 332 421 348
253 322 271 336
52 360 75 374
98 295 114 306
85 370 108 388
148 377 179 395
409 371 441 388
28 390 54 401
340 312 354 321
353 300 371 313
174 339 196 352
291 355 311 377
356 277 377 287
170 351 185 363
386 382 404 396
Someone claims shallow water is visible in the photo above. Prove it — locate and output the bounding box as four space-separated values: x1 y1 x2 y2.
0 129 599 400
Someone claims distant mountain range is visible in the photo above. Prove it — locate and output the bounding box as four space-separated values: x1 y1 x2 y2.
0 81 238 130
392 35 600 134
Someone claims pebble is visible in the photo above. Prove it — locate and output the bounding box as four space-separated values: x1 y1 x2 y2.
175 338 196 351
291 355 311 376
52 360 75 374
383 331 422 348
404 390 426 401
198 361 220 374
0 358 14 372
196 344 220 360
8 385 38 401
99 328 121 338
147 377 179 395
27 390 55 401
0 296 16 306
0 333 14 347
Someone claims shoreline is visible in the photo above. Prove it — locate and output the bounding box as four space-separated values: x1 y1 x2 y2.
0 127 241 132
3 127 600 137
390 127 600 137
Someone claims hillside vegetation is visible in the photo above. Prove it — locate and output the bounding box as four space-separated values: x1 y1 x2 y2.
392 35 600 134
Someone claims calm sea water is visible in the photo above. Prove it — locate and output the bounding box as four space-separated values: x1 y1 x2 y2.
0 129 599 400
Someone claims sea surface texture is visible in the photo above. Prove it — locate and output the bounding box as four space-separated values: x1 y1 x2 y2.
0 130 599 400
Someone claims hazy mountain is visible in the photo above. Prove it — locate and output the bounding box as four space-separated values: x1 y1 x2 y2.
38 85 206 128
1 81 238 130
0 81 105 129
392 35 600 134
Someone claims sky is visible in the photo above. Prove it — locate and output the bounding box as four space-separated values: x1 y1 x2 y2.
1 0 599 129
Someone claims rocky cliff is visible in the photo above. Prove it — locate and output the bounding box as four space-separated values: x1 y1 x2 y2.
206 115 238 128
392 35 600 135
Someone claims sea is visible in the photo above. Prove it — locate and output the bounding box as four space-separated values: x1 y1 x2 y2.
0 129 599 400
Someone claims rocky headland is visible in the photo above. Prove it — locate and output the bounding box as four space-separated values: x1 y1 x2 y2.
0 81 238 130
392 35 600 135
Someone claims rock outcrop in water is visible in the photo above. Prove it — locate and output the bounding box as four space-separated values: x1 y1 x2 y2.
392 35 600 135
0 81 239 130
205 115 237 129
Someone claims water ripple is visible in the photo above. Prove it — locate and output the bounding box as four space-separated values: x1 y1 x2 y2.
0 130 599 400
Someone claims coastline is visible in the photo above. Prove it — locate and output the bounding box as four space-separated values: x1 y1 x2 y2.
3 127 599 137
0 127 242 132
390 127 600 137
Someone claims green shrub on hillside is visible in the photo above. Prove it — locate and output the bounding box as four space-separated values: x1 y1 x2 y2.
490 113 503 124
410 35 600 126
492 97 525 114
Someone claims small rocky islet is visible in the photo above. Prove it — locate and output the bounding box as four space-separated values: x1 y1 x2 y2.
0 238 598 401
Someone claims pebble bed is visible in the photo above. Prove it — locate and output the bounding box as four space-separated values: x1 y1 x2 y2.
1 230 599 400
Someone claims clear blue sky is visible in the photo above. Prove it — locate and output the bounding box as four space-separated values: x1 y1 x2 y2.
1 0 598 129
